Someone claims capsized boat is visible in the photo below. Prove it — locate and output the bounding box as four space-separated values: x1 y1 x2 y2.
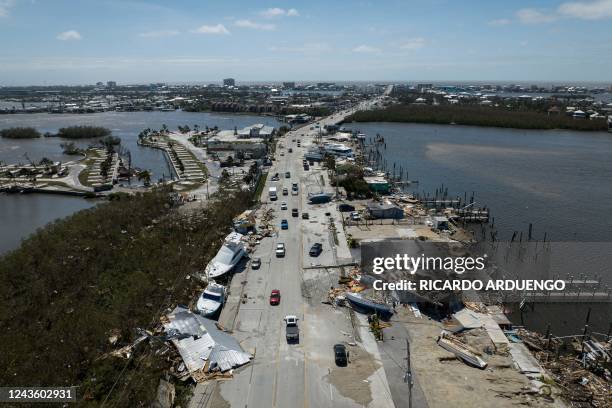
345 292 394 320
437 331 487 369
205 232 246 279
196 282 226 317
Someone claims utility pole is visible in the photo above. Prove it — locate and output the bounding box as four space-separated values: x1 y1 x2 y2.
403 338 413 408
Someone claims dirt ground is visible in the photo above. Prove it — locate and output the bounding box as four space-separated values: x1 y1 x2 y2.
325 345 381 406
393 309 567 408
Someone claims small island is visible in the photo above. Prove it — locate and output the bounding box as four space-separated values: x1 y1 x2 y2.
55 125 111 139
0 127 41 139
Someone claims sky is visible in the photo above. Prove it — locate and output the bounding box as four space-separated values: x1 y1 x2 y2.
0 0 611 85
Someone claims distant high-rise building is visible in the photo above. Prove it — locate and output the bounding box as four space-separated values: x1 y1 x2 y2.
223 78 235 87
283 82 295 89
107 81 117 88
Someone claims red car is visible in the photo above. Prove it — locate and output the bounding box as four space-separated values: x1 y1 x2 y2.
270 289 281 305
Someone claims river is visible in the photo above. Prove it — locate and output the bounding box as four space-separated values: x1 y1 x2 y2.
0 110 282 254
344 122 612 242
344 122 612 335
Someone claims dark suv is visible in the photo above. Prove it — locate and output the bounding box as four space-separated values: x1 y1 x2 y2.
309 243 322 257
334 344 348 366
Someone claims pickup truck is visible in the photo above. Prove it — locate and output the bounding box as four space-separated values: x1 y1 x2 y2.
284 315 300 343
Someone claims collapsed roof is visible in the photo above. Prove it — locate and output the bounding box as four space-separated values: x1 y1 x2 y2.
163 306 251 374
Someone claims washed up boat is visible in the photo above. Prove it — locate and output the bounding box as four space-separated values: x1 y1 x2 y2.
437 331 487 369
196 282 226 317
308 192 333 204
204 232 246 279
344 292 394 320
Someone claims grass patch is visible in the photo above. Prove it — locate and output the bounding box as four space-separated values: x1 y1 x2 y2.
254 172 268 201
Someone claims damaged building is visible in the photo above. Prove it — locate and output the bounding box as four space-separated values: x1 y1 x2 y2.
163 306 252 380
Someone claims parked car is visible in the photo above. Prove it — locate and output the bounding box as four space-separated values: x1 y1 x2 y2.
292 208 299 217
271 173 280 181
280 201 287 210
270 289 281 305
309 243 322 257
280 219 288 230
338 203 355 212
251 257 261 269
350 211 361 221
334 344 348 366
302 212 309 220
275 243 285 257
285 171 291 178
303 164 310 171
288 148 293 153
282 187 288 196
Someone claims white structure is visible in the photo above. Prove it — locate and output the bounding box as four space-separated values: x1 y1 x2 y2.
323 142 353 158
204 232 247 279
196 282 226 317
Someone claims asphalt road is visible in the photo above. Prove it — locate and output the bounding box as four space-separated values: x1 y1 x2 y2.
191 101 396 408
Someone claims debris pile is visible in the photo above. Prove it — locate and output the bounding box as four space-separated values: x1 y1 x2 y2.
161 306 252 383
516 328 611 407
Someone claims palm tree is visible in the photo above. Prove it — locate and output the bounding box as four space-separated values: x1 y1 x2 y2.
137 170 152 187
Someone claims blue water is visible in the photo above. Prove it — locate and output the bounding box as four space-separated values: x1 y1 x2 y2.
345 122 612 242
0 110 282 253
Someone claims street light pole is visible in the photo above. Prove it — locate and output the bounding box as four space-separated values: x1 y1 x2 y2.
403 338 413 408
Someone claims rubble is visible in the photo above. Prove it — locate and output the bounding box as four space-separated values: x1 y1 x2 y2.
162 306 252 382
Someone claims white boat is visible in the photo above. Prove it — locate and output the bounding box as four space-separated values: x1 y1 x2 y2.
196 282 226 317
437 331 487 369
205 232 246 279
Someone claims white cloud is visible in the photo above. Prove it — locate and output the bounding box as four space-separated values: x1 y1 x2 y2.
191 24 230 35
487 18 512 26
352 44 381 53
260 7 299 18
139 30 180 38
516 8 557 23
399 37 425 50
0 0 15 17
234 19 276 30
558 0 612 19
269 42 332 53
57 30 82 41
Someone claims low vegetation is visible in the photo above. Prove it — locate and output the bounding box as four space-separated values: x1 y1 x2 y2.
0 126 41 139
348 104 608 131
0 186 253 406
331 163 372 198
56 126 112 139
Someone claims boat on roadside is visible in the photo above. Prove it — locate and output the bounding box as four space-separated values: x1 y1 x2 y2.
308 191 333 204
196 282 226 317
344 292 394 320
204 232 246 279
304 149 324 162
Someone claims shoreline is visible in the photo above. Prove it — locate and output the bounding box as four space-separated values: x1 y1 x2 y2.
347 105 611 132
346 118 612 133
